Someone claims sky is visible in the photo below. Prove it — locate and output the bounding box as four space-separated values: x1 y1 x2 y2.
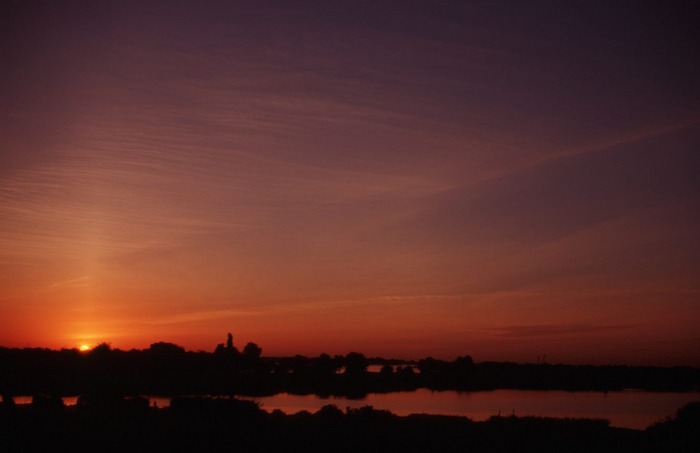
1 1 699 365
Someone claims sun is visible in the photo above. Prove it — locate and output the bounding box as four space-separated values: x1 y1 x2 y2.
79 344 92 352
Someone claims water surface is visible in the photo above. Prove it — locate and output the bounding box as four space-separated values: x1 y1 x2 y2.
250 389 699 429
8 389 699 430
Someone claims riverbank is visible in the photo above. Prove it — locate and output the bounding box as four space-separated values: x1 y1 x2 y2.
1 396 698 452
2 346 698 397
8 388 699 430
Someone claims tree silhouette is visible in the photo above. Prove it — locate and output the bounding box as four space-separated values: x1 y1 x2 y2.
344 352 368 374
243 342 262 361
313 353 340 375
90 342 112 356
147 342 185 357
380 364 394 376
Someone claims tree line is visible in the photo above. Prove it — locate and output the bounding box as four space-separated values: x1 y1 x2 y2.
1 393 699 452
1 335 698 398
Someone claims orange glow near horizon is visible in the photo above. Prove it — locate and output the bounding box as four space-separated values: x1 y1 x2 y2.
1 2 699 367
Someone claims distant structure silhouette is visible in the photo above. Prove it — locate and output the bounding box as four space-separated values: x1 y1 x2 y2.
214 332 239 356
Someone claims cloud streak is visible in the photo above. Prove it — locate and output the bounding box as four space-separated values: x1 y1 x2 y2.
1 1 699 364
488 324 636 339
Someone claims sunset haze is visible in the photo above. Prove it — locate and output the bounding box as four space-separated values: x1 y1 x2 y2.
1 1 699 365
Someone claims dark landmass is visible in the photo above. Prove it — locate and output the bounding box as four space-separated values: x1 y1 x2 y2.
2 338 699 452
1 338 698 397
1 395 698 452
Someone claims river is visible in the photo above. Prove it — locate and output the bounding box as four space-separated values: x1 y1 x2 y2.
9 389 699 430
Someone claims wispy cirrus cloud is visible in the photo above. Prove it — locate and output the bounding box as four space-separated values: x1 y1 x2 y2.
488 324 635 338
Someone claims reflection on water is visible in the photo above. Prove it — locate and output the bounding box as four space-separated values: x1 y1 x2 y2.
9 396 79 406
365 364 418 373
250 389 700 429
6 390 699 430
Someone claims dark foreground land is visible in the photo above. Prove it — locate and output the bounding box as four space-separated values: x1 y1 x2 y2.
2 341 700 452
1 396 699 453
1 343 698 397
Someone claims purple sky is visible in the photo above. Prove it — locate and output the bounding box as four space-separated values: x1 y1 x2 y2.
1 1 699 364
